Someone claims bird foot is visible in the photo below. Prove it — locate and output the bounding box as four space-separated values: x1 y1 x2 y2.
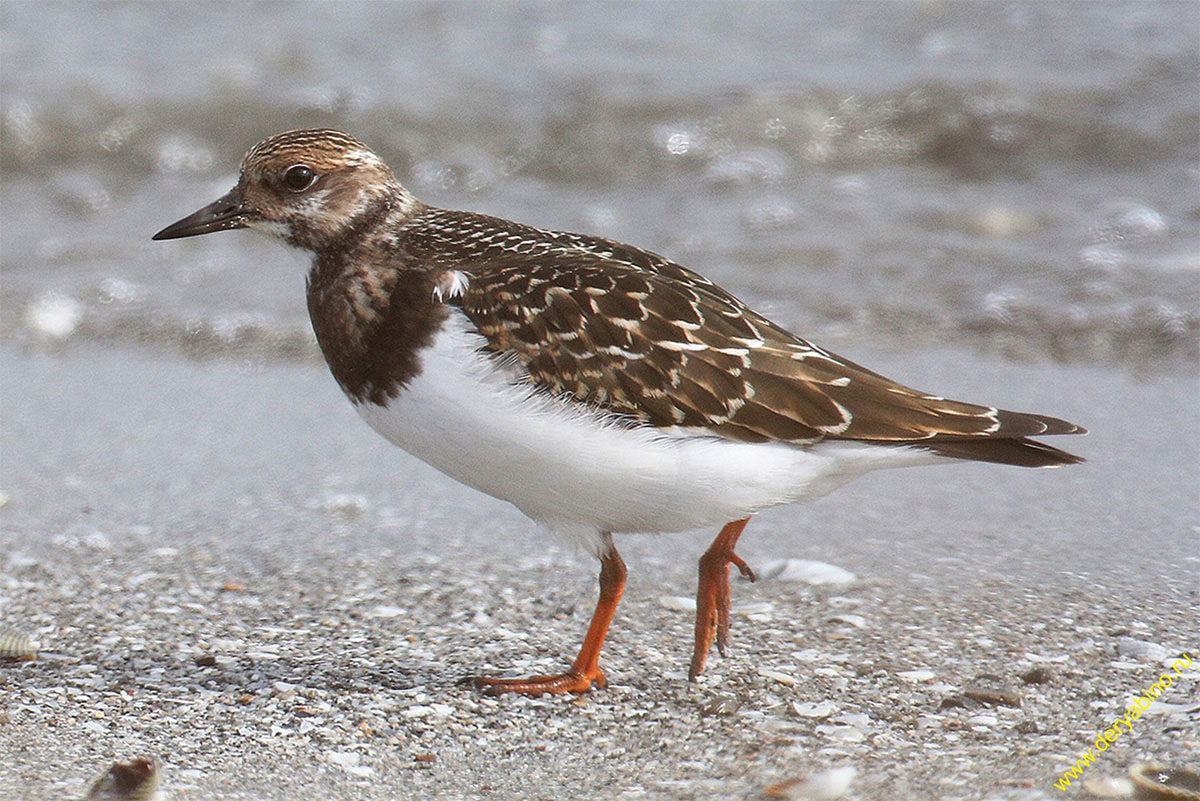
720 556 757 655
473 538 626 697
474 668 606 697
689 518 754 681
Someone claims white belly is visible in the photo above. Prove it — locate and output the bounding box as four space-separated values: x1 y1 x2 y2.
354 312 933 551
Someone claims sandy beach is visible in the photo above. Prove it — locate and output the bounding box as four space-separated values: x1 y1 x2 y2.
2 342 1196 800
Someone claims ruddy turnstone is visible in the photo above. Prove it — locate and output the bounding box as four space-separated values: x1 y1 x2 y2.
154 129 1085 696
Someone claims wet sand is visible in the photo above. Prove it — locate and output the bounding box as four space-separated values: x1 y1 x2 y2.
1 342 1196 799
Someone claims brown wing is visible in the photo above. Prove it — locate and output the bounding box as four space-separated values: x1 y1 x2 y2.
427 212 1084 464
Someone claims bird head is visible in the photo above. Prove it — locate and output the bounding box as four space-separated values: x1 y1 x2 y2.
153 129 413 251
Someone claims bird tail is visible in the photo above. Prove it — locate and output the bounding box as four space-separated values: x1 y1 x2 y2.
919 436 1084 468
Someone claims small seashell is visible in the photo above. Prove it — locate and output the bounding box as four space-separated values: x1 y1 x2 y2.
85 757 161 801
963 673 1022 708
765 766 857 799
1130 763 1200 800
0 628 37 661
699 694 741 717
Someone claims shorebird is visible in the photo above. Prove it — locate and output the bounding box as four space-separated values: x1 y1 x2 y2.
154 129 1085 696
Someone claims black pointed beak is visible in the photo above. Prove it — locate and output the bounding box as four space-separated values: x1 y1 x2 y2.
152 187 250 240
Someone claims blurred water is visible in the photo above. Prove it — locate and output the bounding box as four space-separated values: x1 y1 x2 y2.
2 1 1197 369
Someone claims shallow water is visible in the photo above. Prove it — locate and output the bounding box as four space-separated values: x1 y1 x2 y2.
2 1 1197 369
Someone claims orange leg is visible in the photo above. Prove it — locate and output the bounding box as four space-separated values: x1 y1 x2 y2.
690 517 755 681
475 534 626 696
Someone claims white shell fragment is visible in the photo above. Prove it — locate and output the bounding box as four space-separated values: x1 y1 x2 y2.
366 605 405 619
1115 636 1173 662
758 667 799 686
758 559 856 585
1140 699 1200 716
818 724 866 743
736 601 775 615
326 750 375 778
658 595 697 612
765 766 857 800
791 700 838 718
1082 776 1135 798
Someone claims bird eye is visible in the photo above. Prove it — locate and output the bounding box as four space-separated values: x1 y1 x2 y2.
283 164 317 192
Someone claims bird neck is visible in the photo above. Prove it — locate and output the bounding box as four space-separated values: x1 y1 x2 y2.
305 200 447 405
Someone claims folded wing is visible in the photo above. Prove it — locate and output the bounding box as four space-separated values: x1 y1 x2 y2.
444 219 1084 467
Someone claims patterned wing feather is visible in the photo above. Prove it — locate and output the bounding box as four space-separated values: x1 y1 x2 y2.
423 211 1083 461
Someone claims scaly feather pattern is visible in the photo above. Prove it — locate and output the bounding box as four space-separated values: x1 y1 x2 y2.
388 207 1083 465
